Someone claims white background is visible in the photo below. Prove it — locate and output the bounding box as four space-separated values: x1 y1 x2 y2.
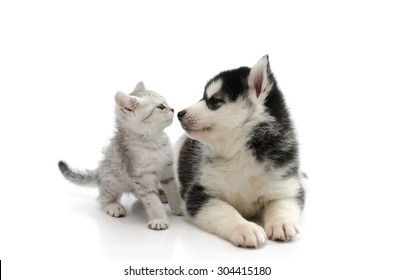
1 0 393 279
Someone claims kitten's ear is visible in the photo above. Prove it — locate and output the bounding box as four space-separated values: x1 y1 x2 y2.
132 81 145 93
248 55 273 99
115 91 139 113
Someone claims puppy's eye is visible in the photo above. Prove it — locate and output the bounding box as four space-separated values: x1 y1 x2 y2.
207 97 225 110
157 104 166 110
213 98 224 105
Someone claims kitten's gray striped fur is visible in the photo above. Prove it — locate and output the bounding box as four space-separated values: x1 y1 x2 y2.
59 82 183 230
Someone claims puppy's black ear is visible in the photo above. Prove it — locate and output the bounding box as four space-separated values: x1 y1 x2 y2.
248 55 273 98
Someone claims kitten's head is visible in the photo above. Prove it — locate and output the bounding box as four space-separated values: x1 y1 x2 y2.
115 82 174 133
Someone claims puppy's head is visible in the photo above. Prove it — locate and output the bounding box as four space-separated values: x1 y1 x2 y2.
178 55 276 146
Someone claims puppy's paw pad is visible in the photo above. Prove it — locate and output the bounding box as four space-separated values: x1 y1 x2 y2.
230 222 267 248
265 221 299 241
104 203 126 217
148 219 169 230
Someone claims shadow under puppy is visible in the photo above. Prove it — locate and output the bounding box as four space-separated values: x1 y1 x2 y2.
176 55 305 247
59 82 183 230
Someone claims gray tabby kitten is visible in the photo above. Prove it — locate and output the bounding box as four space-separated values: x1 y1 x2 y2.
58 82 183 230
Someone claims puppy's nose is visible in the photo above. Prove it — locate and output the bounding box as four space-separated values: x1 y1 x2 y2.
177 110 186 120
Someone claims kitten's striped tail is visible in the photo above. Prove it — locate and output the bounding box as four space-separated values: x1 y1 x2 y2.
58 161 98 186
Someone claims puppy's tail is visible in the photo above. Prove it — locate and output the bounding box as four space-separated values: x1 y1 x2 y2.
58 160 98 186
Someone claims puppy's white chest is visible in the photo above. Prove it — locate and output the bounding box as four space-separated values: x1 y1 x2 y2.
201 153 269 217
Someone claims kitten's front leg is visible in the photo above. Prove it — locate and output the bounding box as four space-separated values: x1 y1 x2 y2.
135 176 169 230
160 165 184 216
157 188 168 204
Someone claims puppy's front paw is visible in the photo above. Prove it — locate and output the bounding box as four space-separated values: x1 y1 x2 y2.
230 222 267 248
104 203 126 217
148 219 169 230
264 221 300 241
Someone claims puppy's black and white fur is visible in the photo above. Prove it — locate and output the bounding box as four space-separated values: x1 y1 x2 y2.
176 55 305 248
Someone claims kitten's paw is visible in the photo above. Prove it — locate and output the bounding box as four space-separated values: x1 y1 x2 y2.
171 206 184 216
264 221 300 241
230 222 267 248
148 219 169 230
104 203 126 218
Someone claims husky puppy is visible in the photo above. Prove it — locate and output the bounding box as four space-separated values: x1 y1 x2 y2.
176 55 305 247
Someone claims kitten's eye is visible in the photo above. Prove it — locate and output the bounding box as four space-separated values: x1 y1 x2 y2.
157 104 166 110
